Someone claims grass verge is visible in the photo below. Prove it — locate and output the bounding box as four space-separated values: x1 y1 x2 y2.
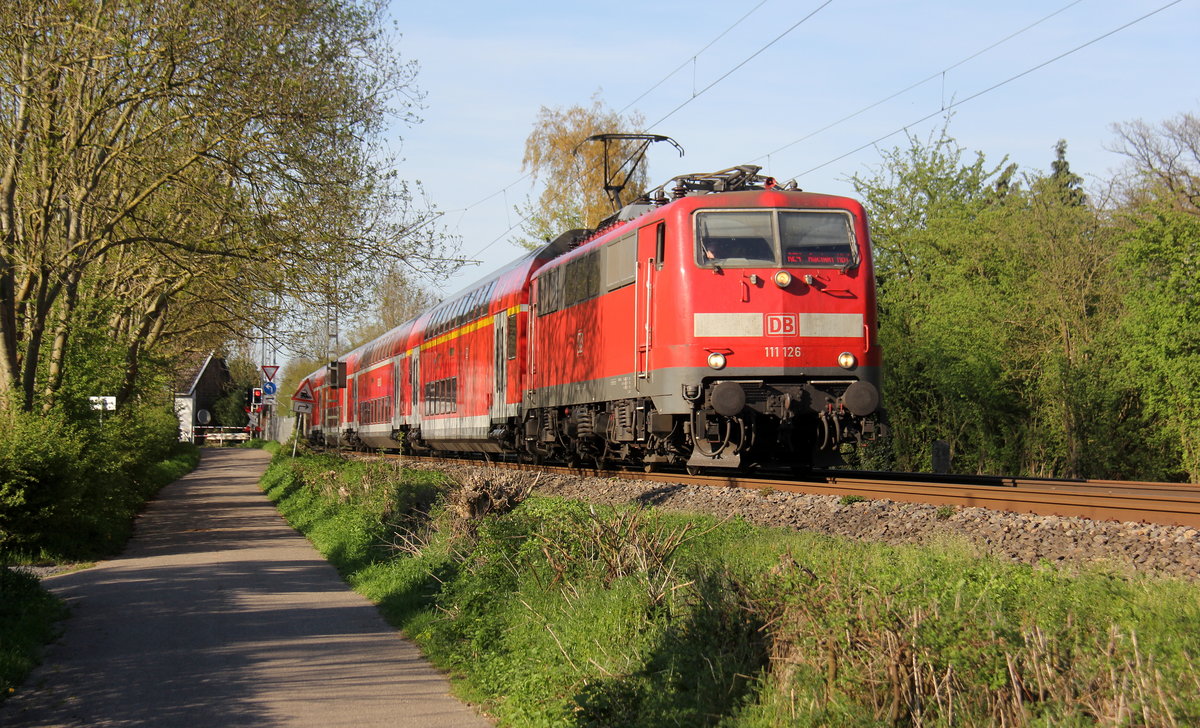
0 569 68 701
262 449 1200 727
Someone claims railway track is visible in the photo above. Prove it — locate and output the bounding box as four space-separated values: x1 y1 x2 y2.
387 454 1200 529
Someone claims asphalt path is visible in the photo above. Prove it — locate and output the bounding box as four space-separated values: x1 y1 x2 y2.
1 448 491 727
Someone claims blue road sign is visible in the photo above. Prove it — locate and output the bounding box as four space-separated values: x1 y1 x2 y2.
262 381 278 396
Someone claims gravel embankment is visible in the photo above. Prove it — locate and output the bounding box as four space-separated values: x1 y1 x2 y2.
423 462 1200 583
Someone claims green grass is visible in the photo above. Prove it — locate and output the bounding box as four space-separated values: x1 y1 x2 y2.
262 451 1200 727
0 569 67 700
239 438 277 450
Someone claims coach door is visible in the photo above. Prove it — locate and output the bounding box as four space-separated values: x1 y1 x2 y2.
634 222 664 387
528 279 540 390
395 356 408 426
491 311 507 421
409 350 421 427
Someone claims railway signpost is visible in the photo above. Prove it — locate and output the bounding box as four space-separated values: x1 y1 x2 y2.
292 380 316 404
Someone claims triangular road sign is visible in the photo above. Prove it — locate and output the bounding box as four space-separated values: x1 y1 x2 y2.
261 365 280 382
292 380 316 403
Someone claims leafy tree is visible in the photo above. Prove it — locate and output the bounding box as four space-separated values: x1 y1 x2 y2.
1048 139 1087 206
1111 111 1200 480
853 126 1131 478
345 265 440 348
975 175 1127 477
514 95 647 248
852 127 1023 473
211 388 250 429
0 0 450 412
1109 111 1200 214
1117 204 1200 480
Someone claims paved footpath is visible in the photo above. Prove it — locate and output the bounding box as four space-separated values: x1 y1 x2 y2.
1 448 492 728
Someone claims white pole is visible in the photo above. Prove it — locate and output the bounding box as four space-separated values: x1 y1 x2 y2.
291 414 300 457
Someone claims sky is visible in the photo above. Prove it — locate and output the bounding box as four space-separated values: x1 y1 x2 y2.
385 0 1198 297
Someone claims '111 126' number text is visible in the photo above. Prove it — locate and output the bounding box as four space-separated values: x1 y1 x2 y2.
764 346 802 358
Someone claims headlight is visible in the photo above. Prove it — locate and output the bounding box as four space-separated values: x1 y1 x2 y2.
773 270 793 288
837 352 856 369
707 352 727 370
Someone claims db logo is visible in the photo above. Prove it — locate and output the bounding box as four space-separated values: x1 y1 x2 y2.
766 313 798 336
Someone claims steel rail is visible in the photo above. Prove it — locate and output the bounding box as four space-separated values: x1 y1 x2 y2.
384 454 1200 529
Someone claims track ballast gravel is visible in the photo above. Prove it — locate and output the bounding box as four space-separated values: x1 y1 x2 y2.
420 462 1200 582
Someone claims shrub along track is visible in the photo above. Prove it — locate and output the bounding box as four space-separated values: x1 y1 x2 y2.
375 454 1200 582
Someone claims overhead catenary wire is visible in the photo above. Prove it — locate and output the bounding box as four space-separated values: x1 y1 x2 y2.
459 0 1182 266
643 0 835 132
781 0 1185 182
468 0 1088 258
756 0 1088 162
617 0 771 116
464 1 833 260
458 1 779 261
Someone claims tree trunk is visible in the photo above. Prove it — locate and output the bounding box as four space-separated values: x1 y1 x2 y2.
116 293 169 407
0 265 21 406
42 268 81 410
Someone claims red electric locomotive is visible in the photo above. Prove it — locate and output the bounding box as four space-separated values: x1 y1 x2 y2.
296 164 885 470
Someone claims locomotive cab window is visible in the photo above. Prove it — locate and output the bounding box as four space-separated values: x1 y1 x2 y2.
780 211 855 268
696 211 775 267
695 209 857 269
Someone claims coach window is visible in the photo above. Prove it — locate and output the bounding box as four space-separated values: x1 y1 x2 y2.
482 281 497 316
459 294 472 326
453 297 466 328
469 286 484 319
478 283 490 318
563 259 581 306
433 305 448 336
464 292 475 322
506 312 518 360
695 211 776 267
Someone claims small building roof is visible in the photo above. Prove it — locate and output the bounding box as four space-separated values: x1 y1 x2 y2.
174 351 229 397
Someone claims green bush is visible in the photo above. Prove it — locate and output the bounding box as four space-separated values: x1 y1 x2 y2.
0 403 197 560
1 405 198 704
0 409 90 556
